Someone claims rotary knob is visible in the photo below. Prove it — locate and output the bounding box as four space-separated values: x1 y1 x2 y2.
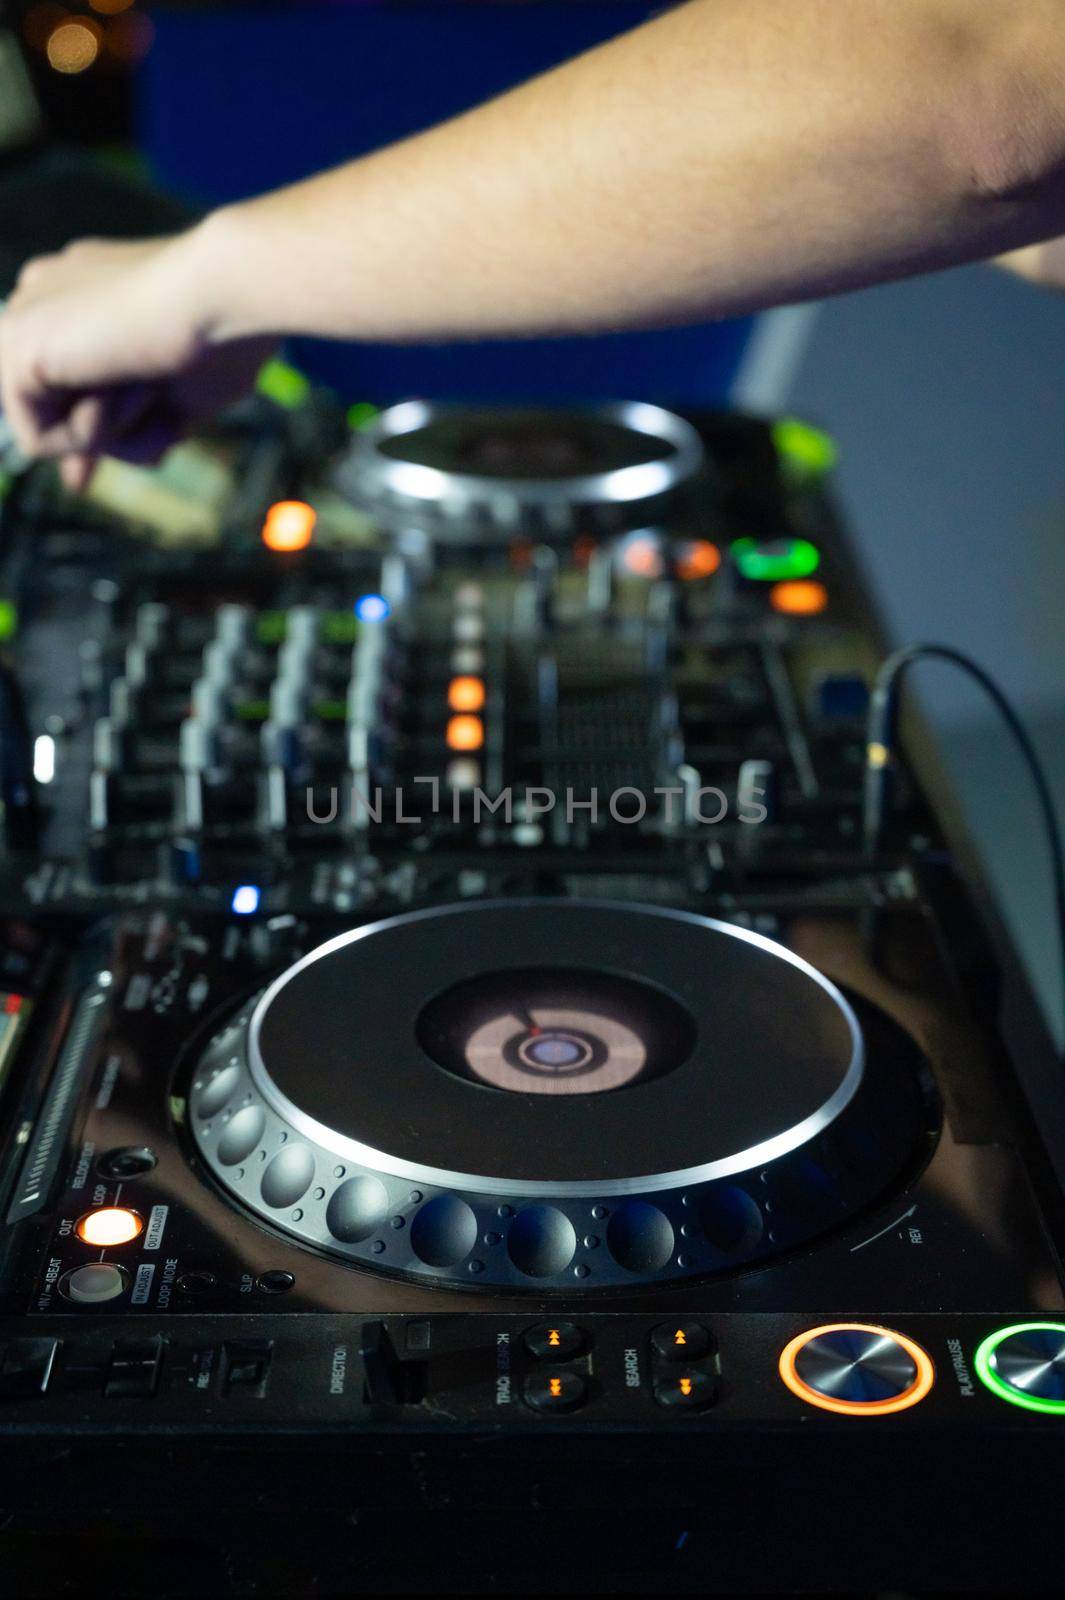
975 1323 1065 1413
779 1323 934 1415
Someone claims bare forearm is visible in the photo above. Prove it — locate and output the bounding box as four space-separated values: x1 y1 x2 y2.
201 0 1065 343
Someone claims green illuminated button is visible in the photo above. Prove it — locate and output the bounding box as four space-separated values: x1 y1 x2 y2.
321 611 360 646
772 416 839 480
974 1323 1065 1414
313 699 349 723
347 401 380 432
0 599 18 641
256 611 288 646
235 700 270 723
256 359 310 411
731 537 821 582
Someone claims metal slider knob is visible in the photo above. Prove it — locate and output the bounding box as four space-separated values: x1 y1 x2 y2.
285 606 320 651
260 719 304 774
133 602 170 648
92 717 127 775
215 604 252 651
108 677 136 726
202 639 241 686
270 676 309 726
179 716 223 776
190 677 229 724
123 642 152 691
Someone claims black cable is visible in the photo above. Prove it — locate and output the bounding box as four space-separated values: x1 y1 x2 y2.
863 643 1065 1051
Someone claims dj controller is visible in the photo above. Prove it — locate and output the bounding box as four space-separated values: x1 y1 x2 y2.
0 391 1062 1594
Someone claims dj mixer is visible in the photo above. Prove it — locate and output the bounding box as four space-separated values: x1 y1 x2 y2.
0 392 1061 1594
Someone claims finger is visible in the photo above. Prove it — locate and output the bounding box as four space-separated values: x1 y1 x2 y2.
59 454 98 493
11 381 155 458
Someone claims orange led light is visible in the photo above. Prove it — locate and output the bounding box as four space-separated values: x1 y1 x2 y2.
674 1329 687 1347
770 579 828 617
679 1377 693 1397
778 1323 935 1417
623 536 662 579
676 540 722 582
549 1377 563 1398
447 715 484 753
448 676 486 714
262 500 316 554
76 1207 143 1248
548 1329 562 1348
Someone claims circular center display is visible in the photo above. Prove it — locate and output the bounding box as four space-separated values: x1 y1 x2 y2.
416 967 695 1096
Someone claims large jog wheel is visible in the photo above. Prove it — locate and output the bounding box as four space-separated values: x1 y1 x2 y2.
188 901 933 1291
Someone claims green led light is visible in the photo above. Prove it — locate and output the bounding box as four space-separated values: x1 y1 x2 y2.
0 600 17 642
731 537 821 582
321 611 360 646
256 359 310 411
313 699 349 723
974 1323 1065 1414
347 401 380 432
773 416 839 479
255 611 288 646
235 699 270 723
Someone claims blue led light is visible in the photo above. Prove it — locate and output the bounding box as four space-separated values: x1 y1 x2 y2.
231 885 261 916
355 594 391 624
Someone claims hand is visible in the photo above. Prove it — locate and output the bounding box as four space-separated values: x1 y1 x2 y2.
0 230 275 490
996 237 1065 293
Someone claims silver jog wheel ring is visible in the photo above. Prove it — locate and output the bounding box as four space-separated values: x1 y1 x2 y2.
336 401 707 543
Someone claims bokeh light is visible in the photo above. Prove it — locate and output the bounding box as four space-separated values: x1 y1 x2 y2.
46 18 100 74
262 501 316 554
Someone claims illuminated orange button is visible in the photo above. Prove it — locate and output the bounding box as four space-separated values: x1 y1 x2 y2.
778 1322 934 1416
770 579 828 616
447 714 484 753
676 540 722 582
623 536 663 579
262 500 316 553
448 676 486 714
76 1207 143 1248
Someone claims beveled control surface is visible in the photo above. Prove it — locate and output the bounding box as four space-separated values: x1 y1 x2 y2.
991 1327 1065 1400
779 1323 935 1415
796 1328 916 1401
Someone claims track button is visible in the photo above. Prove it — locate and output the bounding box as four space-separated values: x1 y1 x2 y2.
654 1370 717 1412
650 1321 713 1363
523 1322 584 1362
524 1370 587 1414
